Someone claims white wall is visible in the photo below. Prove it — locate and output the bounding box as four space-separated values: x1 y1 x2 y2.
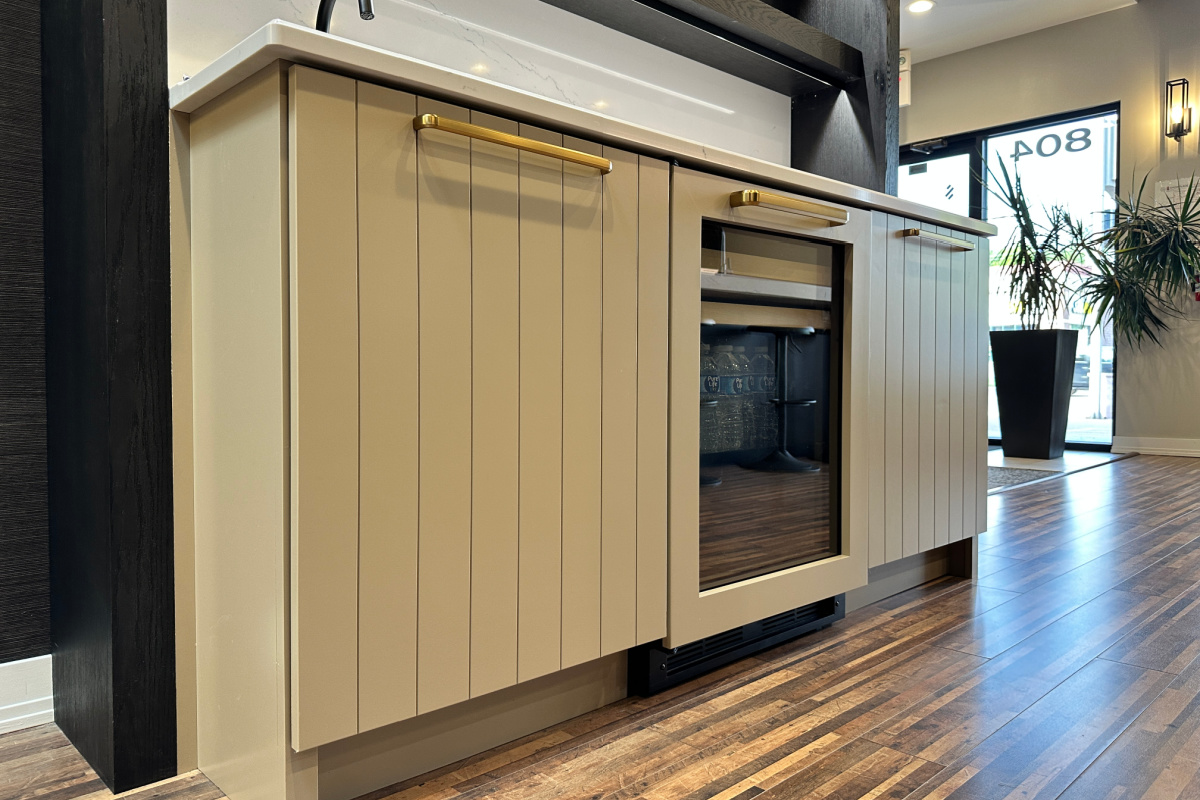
901 0 1200 449
168 0 792 164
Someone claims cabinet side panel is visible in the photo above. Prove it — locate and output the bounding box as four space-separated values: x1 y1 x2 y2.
918 231 936 555
977 236 990 534
600 147 641 655
191 65 299 800
517 123 564 683
469 111 521 696
357 82 419 731
948 229 966 542
884 216 905 564
933 225 952 549
560 137 604 669
867 212 888 567
415 97 474 714
636 156 669 645
962 232 981 541
288 65 360 749
901 222 921 558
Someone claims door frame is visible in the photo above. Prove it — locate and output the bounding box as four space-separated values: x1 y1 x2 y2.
901 103 1121 451
667 167 872 647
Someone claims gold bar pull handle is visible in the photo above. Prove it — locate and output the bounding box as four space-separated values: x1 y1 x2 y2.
902 228 975 251
729 189 849 226
413 114 613 174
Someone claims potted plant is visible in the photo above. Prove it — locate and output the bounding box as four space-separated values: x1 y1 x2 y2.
988 159 1084 459
1072 175 1200 347
990 163 1200 459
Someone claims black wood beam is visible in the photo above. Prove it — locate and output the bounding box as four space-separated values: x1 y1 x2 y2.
658 0 862 83
789 0 899 193
536 0 860 96
42 0 176 792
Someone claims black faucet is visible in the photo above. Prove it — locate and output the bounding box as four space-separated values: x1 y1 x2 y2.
316 0 375 32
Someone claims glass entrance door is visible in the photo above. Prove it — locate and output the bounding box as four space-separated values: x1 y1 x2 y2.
898 107 1119 448
984 111 1118 446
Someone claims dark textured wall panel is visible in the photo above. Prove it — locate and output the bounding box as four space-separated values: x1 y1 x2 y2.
0 0 49 665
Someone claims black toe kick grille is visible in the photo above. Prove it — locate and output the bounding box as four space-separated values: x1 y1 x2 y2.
628 595 845 696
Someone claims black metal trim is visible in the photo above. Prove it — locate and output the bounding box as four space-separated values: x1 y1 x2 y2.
535 0 855 96
629 596 844 696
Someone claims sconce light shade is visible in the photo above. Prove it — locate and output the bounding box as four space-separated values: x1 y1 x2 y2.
1166 78 1192 140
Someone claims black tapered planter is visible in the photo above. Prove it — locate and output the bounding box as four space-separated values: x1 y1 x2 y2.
990 329 1078 460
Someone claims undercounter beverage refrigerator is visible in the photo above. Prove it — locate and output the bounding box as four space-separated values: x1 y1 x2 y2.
665 167 870 649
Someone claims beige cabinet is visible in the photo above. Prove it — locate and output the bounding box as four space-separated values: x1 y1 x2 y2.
191 63 670 757
866 213 989 568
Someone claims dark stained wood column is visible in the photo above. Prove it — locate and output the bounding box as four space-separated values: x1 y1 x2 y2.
787 0 901 194
41 0 176 791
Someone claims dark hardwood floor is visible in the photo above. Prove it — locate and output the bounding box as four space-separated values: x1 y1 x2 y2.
10 454 1200 799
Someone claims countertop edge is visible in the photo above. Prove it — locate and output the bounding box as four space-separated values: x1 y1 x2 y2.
169 21 996 237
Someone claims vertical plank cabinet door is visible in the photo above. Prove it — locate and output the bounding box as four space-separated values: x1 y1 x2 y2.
962 231 981 542
884 216 906 564
415 96 474 714
470 111 521 697
636 157 669 645
560 137 604 670
601 147 641 656
288 66 360 749
948 228 967 543
933 225 953 549
917 228 937 554
867 213 889 568
356 82 419 731
517 123 565 683
976 235 990 534
901 224 922 558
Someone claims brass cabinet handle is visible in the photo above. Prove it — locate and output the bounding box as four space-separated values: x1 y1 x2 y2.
413 114 613 174
729 189 849 226
902 228 975 250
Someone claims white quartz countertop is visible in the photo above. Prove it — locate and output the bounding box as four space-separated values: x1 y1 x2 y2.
170 21 995 237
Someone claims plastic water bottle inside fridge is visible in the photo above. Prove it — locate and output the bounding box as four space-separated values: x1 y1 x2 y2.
700 344 719 453
713 345 743 452
750 346 778 448
732 346 756 447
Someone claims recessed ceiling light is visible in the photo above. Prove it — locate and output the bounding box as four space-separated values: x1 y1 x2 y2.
907 0 935 12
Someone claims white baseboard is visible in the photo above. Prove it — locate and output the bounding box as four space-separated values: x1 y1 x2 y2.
0 655 52 735
1112 437 1200 457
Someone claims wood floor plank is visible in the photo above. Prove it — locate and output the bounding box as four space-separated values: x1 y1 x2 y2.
932 550 1166 658
0 725 222 800
761 738 942 799
1101 577 1200 674
1057 654 1200 800
870 588 1169 764
905 659 1172 800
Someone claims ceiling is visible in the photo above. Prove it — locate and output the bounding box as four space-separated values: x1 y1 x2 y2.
900 0 1137 63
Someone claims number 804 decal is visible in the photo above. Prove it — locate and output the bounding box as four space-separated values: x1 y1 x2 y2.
1011 128 1092 161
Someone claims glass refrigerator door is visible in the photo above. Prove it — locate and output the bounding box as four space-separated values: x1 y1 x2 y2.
697 222 842 591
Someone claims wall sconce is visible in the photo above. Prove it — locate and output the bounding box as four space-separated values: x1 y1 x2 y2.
1166 78 1192 140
